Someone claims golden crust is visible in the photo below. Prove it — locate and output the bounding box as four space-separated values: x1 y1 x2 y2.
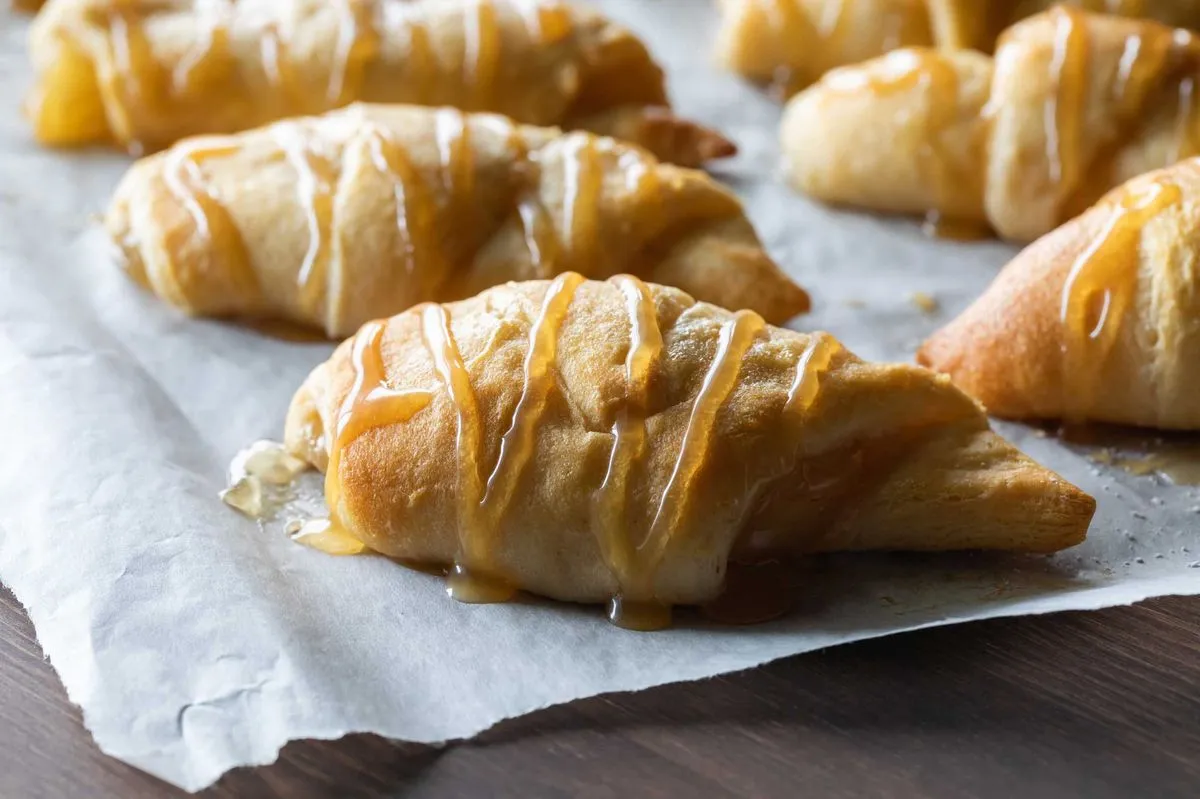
920 158 1200 429
28 0 732 167
285 277 1094 608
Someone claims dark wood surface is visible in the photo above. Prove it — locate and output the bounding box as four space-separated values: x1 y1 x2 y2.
3 585 1200 799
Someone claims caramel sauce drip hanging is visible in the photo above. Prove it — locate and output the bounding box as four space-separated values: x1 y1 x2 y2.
1060 175 1182 421
296 320 433 554
609 308 766 630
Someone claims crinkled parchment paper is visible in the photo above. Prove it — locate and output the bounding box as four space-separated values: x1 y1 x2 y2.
2 1 1199 791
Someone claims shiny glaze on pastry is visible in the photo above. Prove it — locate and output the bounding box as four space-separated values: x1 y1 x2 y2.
283 276 1095 629
28 0 733 166
920 159 1200 429
718 0 1200 97
782 8 1200 241
108 104 807 337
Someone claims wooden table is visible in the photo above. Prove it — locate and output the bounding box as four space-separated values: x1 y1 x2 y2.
3 585 1200 798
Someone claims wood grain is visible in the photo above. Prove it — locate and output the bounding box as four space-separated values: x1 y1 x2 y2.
3 584 1200 799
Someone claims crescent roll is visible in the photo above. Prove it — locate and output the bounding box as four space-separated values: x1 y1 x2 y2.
920 159 1200 430
282 275 1095 628
782 8 1200 242
107 103 809 338
718 0 1200 97
28 0 734 167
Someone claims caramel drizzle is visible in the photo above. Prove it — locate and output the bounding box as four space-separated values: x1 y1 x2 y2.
463 0 503 108
639 310 765 589
364 125 433 279
325 320 434 520
481 272 586 532
435 108 476 208
561 134 606 272
592 276 664 585
273 123 339 321
1045 7 1088 203
160 137 258 301
420 303 489 567
327 0 380 106
1059 175 1181 420
785 333 840 414
376 2 436 104
172 0 231 95
514 0 572 44
103 3 158 151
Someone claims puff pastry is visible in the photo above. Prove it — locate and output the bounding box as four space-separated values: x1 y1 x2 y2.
28 0 733 167
282 274 1095 628
718 0 1200 96
920 158 1200 430
782 8 1200 242
108 103 808 338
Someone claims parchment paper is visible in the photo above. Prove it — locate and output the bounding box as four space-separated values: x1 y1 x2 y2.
2 2 1199 792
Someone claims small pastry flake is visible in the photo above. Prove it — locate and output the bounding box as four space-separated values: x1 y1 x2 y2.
781 8 1200 241
718 0 1200 97
107 103 808 338
920 159 1200 430
28 0 734 167
283 275 1095 629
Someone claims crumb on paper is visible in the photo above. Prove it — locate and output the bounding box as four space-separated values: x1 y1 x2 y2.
910 292 939 314
844 298 866 309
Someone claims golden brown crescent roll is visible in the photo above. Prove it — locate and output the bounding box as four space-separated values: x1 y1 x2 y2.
920 159 1200 430
718 0 1200 97
282 274 1095 629
782 8 1200 241
107 103 808 338
28 0 734 167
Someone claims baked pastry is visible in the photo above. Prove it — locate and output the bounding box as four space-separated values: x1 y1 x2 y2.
107 103 808 338
281 275 1095 629
718 0 1200 97
14 0 46 11
781 7 1200 242
27 0 734 167
920 158 1200 430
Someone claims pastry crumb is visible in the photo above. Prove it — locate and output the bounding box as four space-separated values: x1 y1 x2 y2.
910 292 939 314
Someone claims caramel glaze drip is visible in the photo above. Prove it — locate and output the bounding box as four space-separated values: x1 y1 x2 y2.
608 307 767 630
463 0 503 109
561 134 606 271
1060 174 1182 422
328 0 381 106
159 137 259 304
363 125 433 280
1042 8 1200 225
296 319 434 554
273 123 340 327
